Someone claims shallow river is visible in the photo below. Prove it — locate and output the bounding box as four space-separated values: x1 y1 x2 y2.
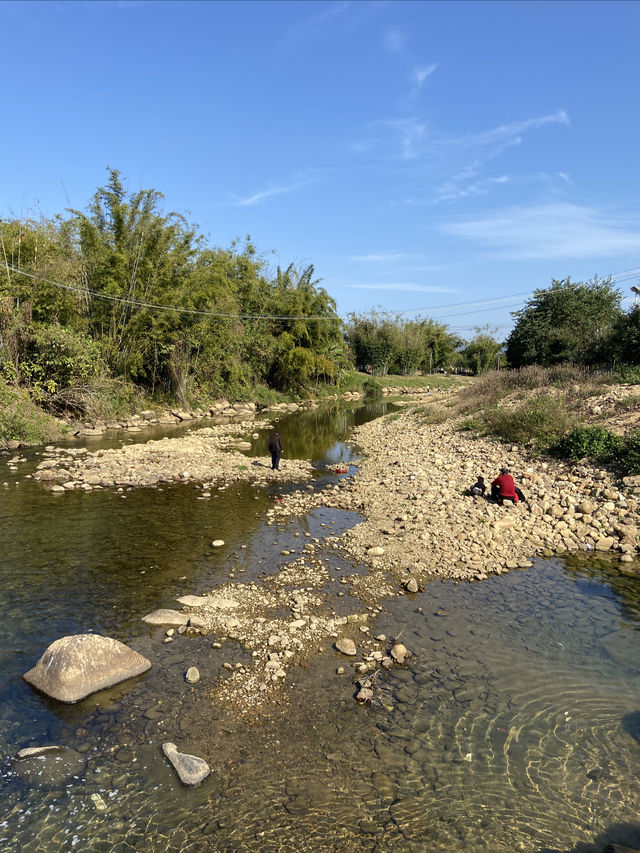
1 402 639 852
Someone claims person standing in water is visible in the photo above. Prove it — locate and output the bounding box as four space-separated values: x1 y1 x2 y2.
267 430 283 471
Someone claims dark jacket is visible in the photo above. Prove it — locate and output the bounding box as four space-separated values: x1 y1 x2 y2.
267 432 283 453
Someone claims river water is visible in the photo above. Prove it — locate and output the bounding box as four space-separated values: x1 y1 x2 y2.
1 402 639 852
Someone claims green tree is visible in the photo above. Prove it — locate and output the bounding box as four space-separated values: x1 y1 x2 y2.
69 168 199 385
607 304 640 365
505 277 622 368
461 326 504 374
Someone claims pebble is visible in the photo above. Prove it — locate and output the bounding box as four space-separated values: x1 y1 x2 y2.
335 638 357 656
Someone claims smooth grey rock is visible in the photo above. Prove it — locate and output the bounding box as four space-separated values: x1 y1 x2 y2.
356 687 374 702
142 609 190 626
13 745 86 787
176 595 239 610
391 643 408 663
17 745 62 760
185 666 200 684
162 742 210 786
335 638 357 656
23 634 151 703
404 577 419 593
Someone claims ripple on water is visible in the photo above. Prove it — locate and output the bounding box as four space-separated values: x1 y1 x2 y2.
2 559 640 852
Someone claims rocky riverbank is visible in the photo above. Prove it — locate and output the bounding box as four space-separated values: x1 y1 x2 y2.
145 402 639 714
26 395 640 716
274 409 640 581
32 420 314 489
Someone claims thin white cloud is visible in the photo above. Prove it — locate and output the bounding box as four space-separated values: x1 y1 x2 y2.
375 118 427 159
413 64 437 87
453 110 570 148
439 202 640 260
351 251 418 262
348 282 457 293
357 109 566 165
232 180 306 207
406 63 438 101
385 26 406 54
436 174 510 202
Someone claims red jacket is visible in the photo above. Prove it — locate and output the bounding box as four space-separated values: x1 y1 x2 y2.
492 473 517 499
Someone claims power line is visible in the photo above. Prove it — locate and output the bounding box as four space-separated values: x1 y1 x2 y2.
4 266 342 322
3 262 639 327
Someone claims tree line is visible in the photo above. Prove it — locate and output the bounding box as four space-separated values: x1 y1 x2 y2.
0 170 347 410
1 170 638 417
504 276 640 371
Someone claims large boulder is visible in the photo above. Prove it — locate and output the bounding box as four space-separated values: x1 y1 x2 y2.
23 634 151 703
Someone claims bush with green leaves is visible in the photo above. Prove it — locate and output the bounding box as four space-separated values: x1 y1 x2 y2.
0 379 63 444
553 425 622 461
614 364 640 384
483 394 573 448
617 430 640 475
362 377 383 399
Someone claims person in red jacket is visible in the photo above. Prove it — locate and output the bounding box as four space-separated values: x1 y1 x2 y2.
491 467 521 504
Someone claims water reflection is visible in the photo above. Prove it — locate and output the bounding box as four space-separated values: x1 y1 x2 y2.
1 402 639 852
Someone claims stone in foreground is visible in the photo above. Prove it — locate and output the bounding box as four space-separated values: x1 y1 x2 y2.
13 745 86 787
162 742 210 786
335 638 357 656
23 634 151 703
142 608 191 626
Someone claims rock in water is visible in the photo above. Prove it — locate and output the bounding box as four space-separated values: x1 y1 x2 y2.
404 577 419 593
335 638 357 656
142 609 191 626
356 687 374 703
185 666 200 684
13 745 86 787
162 742 210 786
23 634 151 703
391 643 408 663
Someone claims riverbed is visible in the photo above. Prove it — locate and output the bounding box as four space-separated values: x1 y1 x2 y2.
1 401 639 852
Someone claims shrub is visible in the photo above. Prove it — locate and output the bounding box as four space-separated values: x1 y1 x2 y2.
483 394 573 448
0 379 63 444
614 365 640 385
24 325 103 391
618 430 640 475
553 425 622 461
362 377 383 400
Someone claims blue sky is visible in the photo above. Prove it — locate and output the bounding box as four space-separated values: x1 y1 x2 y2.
2 0 639 338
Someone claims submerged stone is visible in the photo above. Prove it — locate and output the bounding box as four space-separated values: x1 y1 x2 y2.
13 745 86 787
23 634 151 703
162 742 210 786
